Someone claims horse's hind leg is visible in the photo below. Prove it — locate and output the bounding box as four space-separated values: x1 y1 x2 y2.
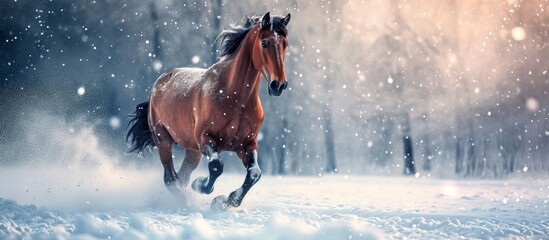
177 149 201 187
149 104 181 194
157 143 180 194
151 123 179 192
211 144 261 210
191 144 224 194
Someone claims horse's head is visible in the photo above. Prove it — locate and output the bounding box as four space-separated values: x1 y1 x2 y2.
252 12 291 97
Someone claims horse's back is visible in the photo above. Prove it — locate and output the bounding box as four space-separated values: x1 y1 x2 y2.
153 67 209 97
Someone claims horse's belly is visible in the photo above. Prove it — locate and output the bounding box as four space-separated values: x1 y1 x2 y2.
167 122 198 150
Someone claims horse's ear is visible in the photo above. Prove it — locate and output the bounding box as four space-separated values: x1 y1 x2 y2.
283 13 291 26
261 12 271 29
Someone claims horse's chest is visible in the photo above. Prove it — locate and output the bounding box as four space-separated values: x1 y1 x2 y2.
215 112 261 148
224 115 258 137
203 96 263 150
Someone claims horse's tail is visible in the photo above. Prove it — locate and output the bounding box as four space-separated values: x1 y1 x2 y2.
126 101 155 153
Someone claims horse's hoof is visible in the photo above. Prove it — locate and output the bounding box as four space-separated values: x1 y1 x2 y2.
227 191 242 207
211 195 229 211
191 177 213 194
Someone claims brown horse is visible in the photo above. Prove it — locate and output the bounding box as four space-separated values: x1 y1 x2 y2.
127 12 291 210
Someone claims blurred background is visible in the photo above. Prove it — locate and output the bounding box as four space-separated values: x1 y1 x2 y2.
1 0 547 178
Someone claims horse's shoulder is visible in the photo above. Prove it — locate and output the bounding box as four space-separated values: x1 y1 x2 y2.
164 67 224 96
167 67 205 82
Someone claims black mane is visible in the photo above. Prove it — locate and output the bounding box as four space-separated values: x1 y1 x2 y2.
217 15 288 58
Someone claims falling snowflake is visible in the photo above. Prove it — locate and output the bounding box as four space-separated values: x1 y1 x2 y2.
77 86 85 96
192 55 200 64
153 60 162 71
109 116 121 129
511 27 526 41
526 97 539 112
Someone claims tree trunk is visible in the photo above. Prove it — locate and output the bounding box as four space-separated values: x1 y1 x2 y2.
422 113 432 171
465 136 476 176
422 133 432 171
324 108 337 173
455 115 464 174
403 135 416 175
277 119 288 175
210 0 222 65
150 3 162 62
257 128 270 174
402 112 416 175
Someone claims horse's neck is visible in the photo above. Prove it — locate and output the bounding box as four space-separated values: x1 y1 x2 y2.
224 30 262 104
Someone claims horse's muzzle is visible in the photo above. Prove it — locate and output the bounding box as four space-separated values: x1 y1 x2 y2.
268 80 287 97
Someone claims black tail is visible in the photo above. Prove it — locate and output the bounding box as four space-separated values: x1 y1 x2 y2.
126 101 155 153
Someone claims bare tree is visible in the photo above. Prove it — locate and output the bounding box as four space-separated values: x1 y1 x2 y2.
209 0 222 65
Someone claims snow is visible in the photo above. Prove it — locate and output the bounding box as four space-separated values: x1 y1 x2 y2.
158 67 217 96
153 60 163 71
511 26 526 41
1 162 547 239
109 116 121 129
1 111 547 239
77 86 86 96
526 97 539 112
192 55 201 64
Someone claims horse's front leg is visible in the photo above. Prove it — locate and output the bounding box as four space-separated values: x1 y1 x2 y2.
211 145 261 210
191 144 224 194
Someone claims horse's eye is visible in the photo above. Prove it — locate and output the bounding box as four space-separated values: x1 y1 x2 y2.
261 40 268 48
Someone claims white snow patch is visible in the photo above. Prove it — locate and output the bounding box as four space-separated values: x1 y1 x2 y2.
168 67 217 96
1 172 548 239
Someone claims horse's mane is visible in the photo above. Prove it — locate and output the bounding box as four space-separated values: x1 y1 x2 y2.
217 15 288 58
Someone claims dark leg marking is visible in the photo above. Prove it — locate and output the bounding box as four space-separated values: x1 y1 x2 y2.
192 145 224 194
163 164 181 194
157 142 182 195
212 150 261 210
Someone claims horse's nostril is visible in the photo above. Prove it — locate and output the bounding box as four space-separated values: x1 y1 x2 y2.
280 82 288 90
270 80 279 90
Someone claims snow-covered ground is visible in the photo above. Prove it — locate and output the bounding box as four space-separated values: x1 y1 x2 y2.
1 160 548 239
